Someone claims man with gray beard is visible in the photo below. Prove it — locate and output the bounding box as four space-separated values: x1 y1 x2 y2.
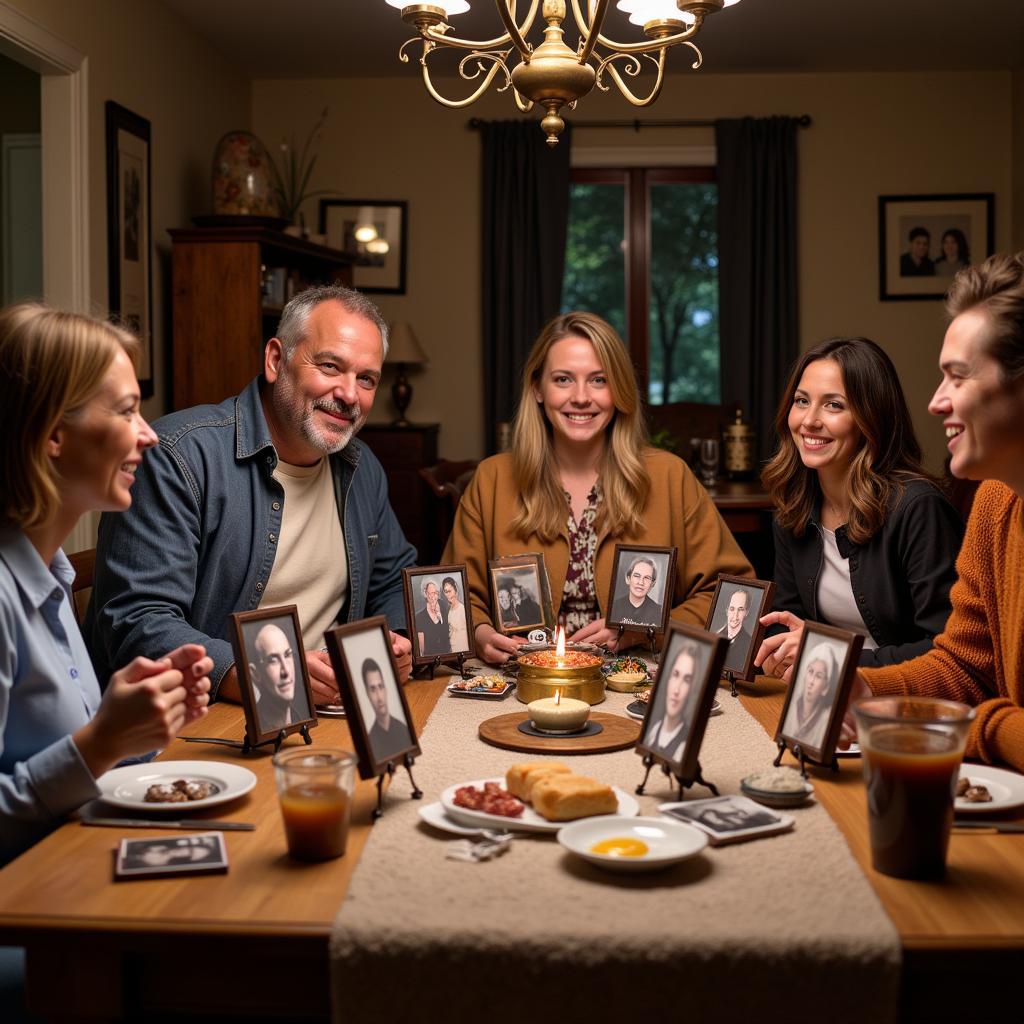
85 285 415 705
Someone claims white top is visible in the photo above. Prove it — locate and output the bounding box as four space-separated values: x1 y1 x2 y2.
817 528 877 650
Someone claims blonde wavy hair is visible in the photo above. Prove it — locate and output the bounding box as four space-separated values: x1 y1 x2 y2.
0 303 139 530
508 311 651 542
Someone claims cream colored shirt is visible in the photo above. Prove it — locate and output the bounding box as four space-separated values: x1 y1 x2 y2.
817 528 877 651
261 457 348 649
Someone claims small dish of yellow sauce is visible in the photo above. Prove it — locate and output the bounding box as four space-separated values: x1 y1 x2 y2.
590 837 648 858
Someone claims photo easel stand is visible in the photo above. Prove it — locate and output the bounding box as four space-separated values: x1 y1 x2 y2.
773 740 839 779
724 669 739 698
184 723 313 755
635 755 719 801
372 752 424 821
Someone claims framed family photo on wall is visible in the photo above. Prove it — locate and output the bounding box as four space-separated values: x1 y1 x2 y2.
878 193 994 301
319 198 407 294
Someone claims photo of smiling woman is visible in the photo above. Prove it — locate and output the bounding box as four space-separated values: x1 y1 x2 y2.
643 638 706 764
444 311 752 666
755 336 963 680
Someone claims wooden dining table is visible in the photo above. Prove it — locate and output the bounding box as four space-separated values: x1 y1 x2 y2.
1 675 1022 1022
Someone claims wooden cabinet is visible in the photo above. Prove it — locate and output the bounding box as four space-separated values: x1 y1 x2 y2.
169 226 352 410
358 424 439 561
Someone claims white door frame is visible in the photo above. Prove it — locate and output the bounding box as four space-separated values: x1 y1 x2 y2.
0 0 89 313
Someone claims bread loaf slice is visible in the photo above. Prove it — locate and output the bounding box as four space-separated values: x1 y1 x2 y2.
531 774 617 821
505 762 572 801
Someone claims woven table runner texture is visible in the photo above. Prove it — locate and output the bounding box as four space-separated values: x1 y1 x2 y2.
330 686 899 1024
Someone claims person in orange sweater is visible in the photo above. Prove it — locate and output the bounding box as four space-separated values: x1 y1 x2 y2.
858 253 1024 771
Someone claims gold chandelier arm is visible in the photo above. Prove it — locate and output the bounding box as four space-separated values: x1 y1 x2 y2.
596 48 669 105
418 0 539 56
570 0 703 54
420 49 510 108
576 0 612 66
511 87 536 112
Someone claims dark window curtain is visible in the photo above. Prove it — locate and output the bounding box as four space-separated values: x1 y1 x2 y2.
480 120 572 454
715 116 799 464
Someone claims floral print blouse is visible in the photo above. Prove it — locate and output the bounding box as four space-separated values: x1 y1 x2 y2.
560 484 601 634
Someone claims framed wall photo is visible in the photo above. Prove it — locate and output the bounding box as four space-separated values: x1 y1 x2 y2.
402 564 472 665
704 575 775 680
231 606 317 747
324 616 420 779
319 198 407 294
775 622 864 767
605 544 677 636
636 622 728 783
488 553 554 635
105 101 153 397
878 193 994 301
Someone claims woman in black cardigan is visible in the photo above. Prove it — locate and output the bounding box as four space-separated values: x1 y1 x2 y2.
754 336 963 679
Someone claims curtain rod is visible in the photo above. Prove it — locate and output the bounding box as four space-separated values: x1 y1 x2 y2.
469 115 812 130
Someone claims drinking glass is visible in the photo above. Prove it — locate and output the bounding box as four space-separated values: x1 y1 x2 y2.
853 697 974 880
699 438 720 488
273 748 357 861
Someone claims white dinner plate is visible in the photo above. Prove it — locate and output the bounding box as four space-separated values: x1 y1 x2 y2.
418 801 488 837
557 815 707 873
625 699 721 723
955 764 1024 814
97 761 257 813
835 742 861 758
440 778 639 834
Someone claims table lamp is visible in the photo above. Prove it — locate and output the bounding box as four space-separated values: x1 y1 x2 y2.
386 321 428 427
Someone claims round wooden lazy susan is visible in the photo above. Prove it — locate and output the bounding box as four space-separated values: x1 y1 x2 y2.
478 711 640 755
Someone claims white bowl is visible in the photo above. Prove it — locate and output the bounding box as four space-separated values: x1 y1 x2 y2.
557 815 707 873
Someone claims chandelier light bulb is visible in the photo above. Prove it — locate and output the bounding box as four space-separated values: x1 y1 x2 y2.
384 0 470 13
617 0 696 26
366 238 390 255
354 224 378 243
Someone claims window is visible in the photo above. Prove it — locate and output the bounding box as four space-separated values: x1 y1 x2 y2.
561 167 719 407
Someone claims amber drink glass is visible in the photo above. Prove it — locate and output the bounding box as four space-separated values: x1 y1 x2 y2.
853 697 974 880
273 748 357 861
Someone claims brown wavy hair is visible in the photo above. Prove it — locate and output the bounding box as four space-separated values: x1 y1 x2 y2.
508 311 650 543
1 304 139 530
761 336 934 544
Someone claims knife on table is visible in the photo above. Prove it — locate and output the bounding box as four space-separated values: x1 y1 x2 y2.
81 817 255 831
952 819 1024 833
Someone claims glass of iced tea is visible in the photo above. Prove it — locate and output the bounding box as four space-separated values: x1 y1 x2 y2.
273 748 357 861
853 696 975 880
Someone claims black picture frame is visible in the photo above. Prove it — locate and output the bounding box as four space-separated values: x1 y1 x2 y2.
704 574 775 680
635 622 728 783
319 198 408 294
605 544 677 636
775 621 864 766
402 564 473 665
487 553 554 636
878 192 994 301
324 616 421 779
230 606 318 747
105 101 153 398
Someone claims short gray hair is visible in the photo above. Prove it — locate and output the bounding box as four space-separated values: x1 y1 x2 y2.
275 284 389 361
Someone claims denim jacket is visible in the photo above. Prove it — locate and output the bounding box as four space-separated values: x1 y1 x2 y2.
84 378 416 695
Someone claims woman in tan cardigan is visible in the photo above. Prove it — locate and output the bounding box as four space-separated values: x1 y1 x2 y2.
444 311 752 665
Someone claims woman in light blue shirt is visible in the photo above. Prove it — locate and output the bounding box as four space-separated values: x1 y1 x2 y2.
0 304 212 865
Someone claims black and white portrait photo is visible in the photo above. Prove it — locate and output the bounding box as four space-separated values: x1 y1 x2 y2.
116 833 228 879
488 554 549 635
705 576 774 678
663 796 785 841
403 566 472 662
607 545 675 633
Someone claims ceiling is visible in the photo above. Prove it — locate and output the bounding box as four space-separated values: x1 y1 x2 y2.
159 0 1024 79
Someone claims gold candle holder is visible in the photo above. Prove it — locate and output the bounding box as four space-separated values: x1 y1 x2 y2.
516 650 606 706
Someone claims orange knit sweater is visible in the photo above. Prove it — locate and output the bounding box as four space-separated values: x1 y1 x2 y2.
863 481 1024 770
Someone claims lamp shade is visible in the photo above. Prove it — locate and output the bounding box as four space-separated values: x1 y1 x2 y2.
386 322 428 365
617 1 695 25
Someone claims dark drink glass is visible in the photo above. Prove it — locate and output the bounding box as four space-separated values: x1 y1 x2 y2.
273 748 357 861
853 697 974 880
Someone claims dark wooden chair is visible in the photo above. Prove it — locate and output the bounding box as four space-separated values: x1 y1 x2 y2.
417 460 478 561
68 547 96 626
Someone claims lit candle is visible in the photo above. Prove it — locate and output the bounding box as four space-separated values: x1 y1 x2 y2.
528 688 591 732
555 625 566 668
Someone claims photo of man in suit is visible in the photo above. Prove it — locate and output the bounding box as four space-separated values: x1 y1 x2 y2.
712 586 755 674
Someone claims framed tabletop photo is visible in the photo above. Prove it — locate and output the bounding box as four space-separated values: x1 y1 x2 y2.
488 553 553 636
319 198 407 294
878 192 994 301
605 544 677 635
704 575 775 680
636 622 728 783
324 616 420 778
775 622 864 766
231 606 317 746
402 564 472 665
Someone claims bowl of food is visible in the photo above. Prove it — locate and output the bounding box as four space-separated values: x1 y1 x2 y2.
740 767 814 808
557 815 707 873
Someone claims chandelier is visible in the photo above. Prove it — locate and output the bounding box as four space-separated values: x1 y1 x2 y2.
384 0 742 145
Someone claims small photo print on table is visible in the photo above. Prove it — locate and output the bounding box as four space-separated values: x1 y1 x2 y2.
606 544 676 634
402 564 472 665
231 606 317 745
704 575 775 680
324 616 420 779
775 622 864 765
636 622 727 782
115 832 228 880
660 796 792 845
488 553 552 635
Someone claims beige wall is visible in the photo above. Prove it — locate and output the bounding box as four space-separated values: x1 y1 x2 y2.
5 0 250 421
254 69 1014 472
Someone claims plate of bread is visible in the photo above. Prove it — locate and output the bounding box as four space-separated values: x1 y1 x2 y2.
440 762 639 833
